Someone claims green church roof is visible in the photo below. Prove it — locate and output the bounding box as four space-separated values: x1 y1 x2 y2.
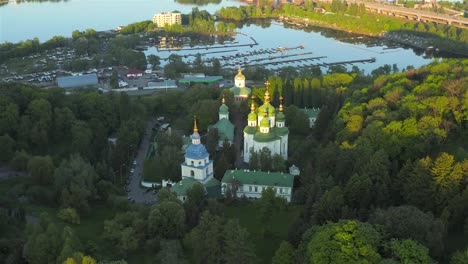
260 117 270 127
171 177 202 197
208 118 235 142
254 131 277 142
273 126 289 136
257 103 275 116
205 178 221 198
276 111 285 121
219 103 229 114
248 112 257 121
229 86 251 96
244 126 256 134
300 108 320 118
222 170 294 188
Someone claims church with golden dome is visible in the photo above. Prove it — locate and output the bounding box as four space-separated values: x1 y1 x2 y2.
243 82 289 163
229 67 251 103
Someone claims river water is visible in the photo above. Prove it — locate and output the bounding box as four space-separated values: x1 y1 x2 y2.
1 0 434 72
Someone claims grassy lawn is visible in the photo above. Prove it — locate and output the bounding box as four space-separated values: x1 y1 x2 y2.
225 203 302 264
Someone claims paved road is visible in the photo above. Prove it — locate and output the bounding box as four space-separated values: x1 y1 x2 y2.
125 118 159 205
0 166 28 181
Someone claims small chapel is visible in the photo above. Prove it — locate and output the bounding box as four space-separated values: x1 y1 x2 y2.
208 96 235 147
229 67 251 103
172 117 219 201
243 85 289 163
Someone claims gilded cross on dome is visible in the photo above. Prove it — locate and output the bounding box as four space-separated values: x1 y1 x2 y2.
250 95 255 113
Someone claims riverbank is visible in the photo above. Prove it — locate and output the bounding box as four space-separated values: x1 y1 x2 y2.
218 5 468 57
278 15 468 57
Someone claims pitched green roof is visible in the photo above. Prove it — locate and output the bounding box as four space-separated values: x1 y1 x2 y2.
229 86 251 96
205 178 221 198
244 126 256 134
179 75 223 84
273 126 289 136
300 108 320 118
208 118 234 142
253 131 276 142
221 170 294 188
171 177 201 196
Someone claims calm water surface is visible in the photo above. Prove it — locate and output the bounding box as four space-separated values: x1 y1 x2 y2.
0 0 242 43
1 0 434 72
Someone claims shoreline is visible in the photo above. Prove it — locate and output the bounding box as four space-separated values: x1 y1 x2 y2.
275 15 467 57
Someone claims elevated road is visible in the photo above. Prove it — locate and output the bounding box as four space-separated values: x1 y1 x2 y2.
356 1 468 29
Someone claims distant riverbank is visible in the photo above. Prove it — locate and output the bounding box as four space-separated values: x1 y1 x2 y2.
278 15 467 57
218 5 468 57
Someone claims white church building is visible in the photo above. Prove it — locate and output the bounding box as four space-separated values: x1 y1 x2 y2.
243 85 289 163
172 117 217 201
229 67 251 103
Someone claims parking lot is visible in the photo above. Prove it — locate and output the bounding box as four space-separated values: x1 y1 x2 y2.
125 117 160 205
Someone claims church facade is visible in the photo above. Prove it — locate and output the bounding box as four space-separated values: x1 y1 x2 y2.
208 96 235 147
173 118 219 201
229 67 251 103
180 118 213 182
243 86 289 163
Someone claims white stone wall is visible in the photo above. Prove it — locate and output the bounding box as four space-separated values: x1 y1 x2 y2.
280 134 288 160
308 117 317 128
243 132 288 162
235 79 245 88
243 132 254 163
185 157 208 167
153 13 182 27
219 113 228 120
181 161 213 181
222 183 292 202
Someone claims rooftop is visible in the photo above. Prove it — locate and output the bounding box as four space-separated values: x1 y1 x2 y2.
171 177 201 196
179 75 223 84
300 107 321 118
208 118 235 142
147 80 177 89
57 74 98 88
222 170 294 188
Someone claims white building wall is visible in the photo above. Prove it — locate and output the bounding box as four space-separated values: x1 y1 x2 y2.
185 157 207 167
153 13 182 27
219 112 229 120
243 132 254 163
235 79 245 88
222 183 292 202
243 133 289 163
181 161 213 181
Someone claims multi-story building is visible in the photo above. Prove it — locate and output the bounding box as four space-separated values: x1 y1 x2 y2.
152 12 182 28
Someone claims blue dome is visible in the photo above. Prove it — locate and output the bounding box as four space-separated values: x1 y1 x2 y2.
185 144 209 159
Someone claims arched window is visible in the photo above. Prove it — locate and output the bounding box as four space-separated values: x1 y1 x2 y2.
190 170 194 177
191 161 194 166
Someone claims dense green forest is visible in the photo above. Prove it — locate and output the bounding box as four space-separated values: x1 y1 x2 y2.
0 58 467 263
